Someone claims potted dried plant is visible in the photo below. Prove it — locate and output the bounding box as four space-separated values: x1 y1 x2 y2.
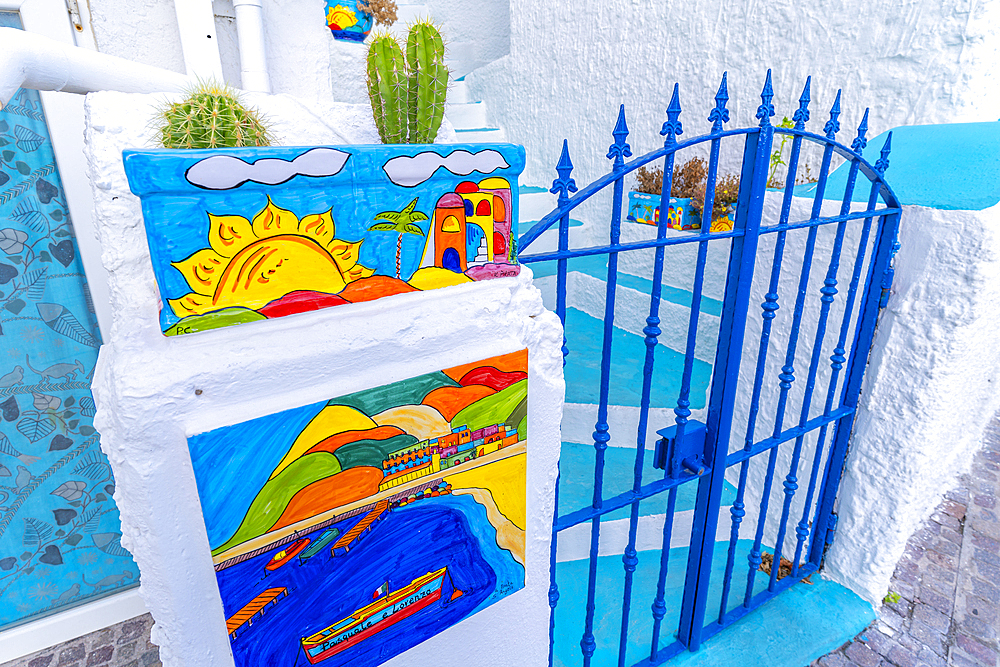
627 158 738 232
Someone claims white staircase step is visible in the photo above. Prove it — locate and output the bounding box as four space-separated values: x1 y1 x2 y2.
445 101 487 129
449 79 470 104
454 127 506 142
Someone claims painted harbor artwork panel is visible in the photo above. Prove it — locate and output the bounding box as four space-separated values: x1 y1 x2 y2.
121 144 525 336
188 350 528 667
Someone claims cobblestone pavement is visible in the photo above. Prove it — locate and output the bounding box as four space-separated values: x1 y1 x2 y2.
1 613 159 667
813 415 1000 667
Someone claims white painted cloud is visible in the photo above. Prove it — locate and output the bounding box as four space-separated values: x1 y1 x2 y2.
185 147 351 190
382 149 510 188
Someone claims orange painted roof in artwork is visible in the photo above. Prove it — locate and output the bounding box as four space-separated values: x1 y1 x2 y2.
226 587 287 634
442 349 527 383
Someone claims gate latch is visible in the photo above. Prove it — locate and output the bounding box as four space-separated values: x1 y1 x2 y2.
653 421 707 477
825 512 839 545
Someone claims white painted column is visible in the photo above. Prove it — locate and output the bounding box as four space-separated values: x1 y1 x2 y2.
173 0 224 81
233 0 270 93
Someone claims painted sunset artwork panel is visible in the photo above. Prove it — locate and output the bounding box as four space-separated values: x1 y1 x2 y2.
187 350 528 667
121 144 524 336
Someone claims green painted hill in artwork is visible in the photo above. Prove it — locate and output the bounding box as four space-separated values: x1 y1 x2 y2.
329 370 459 416
335 433 418 469
452 379 527 433
213 451 342 555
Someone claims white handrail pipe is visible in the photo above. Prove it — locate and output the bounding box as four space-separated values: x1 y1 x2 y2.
233 0 271 93
0 27 192 108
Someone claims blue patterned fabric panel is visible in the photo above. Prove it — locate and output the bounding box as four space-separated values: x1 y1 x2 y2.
0 11 138 629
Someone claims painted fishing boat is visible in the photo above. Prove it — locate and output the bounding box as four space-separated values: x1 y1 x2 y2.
265 538 310 571
300 567 463 663
298 528 340 563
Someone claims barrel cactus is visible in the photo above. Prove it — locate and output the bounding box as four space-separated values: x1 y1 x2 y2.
366 21 449 144
155 80 272 150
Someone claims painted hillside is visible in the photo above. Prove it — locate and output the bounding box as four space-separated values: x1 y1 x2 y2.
209 350 528 555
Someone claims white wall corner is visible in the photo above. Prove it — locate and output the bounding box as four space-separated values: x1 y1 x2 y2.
823 202 1000 605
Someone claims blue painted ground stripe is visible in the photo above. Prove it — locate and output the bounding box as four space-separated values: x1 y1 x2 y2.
529 256 725 317
559 308 712 408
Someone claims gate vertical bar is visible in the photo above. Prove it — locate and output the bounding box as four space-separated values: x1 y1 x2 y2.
717 75 813 622
678 71 774 651
744 89 844 602
808 134 898 566
787 111 871 576
647 84 684 663
580 107 629 667
547 139 577 667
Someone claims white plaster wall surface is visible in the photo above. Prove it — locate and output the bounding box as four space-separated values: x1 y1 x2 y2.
825 202 1000 604
423 0 511 78
468 0 1000 187
87 0 187 74
84 90 562 667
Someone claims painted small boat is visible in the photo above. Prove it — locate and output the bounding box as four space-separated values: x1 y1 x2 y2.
265 538 310 571
298 528 340 563
300 567 463 663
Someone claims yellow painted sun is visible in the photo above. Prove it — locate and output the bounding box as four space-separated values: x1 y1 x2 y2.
327 5 358 29
170 198 375 317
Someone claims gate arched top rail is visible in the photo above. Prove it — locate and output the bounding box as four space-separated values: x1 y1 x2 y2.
518 71 901 255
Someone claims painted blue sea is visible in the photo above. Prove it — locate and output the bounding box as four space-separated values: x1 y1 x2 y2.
217 493 524 667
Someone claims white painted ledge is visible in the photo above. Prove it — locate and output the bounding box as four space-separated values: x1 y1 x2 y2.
0 587 148 662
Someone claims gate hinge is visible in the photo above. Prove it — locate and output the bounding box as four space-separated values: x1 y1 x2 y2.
878 268 894 309
654 421 707 478
825 512 839 545
65 0 84 31
879 235 902 309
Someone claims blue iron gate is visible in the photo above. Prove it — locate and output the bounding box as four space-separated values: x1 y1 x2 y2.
518 72 901 666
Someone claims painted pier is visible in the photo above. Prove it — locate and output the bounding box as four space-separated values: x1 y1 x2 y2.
331 500 390 556
227 587 288 640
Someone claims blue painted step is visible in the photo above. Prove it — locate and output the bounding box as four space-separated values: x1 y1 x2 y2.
553 541 874 667
561 308 712 408
558 442 737 522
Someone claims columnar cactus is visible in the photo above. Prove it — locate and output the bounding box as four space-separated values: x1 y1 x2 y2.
405 20 448 143
366 33 409 144
366 21 449 144
155 81 272 149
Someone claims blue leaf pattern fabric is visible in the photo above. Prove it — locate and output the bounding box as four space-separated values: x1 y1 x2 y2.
0 11 138 629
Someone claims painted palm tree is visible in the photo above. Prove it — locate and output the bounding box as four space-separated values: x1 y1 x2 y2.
368 198 428 279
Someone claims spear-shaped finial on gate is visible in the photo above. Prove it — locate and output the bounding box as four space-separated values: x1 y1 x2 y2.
792 76 811 130
756 69 775 128
709 72 730 134
851 108 870 154
874 131 892 175
607 104 633 169
550 139 578 207
824 89 843 140
660 83 683 147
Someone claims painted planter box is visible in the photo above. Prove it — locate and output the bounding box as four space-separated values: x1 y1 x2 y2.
325 0 373 42
625 191 735 232
190 350 528 667
122 144 525 336
626 191 697 230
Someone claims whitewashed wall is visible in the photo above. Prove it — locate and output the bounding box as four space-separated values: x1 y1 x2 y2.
83 91 563 667
467 0 1000 187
